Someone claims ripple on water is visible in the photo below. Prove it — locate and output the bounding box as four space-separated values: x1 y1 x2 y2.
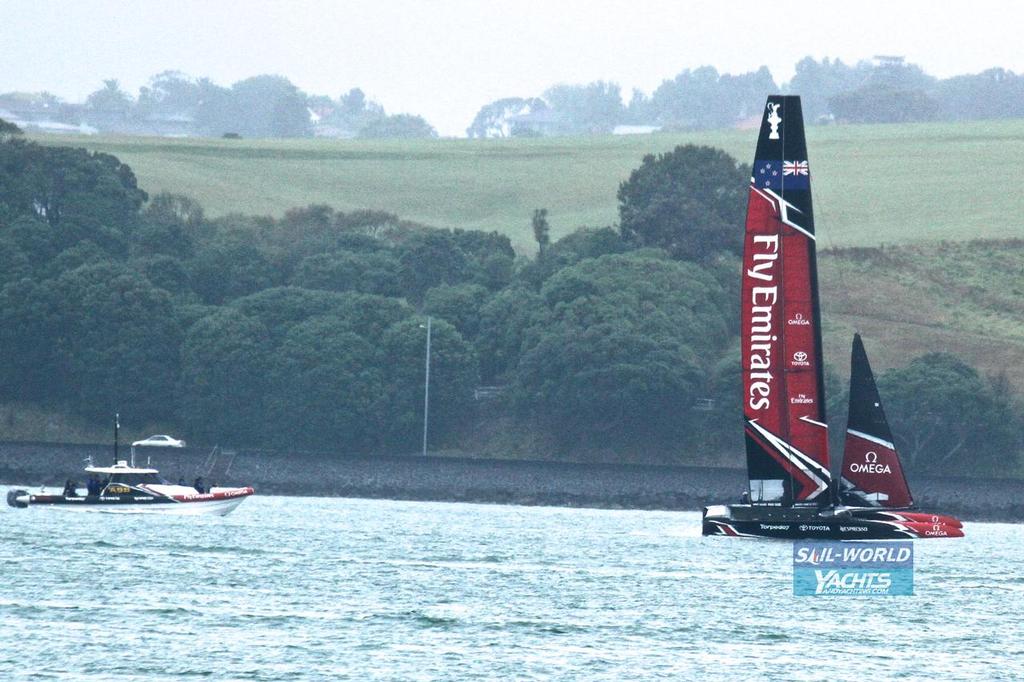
2 497 1023 681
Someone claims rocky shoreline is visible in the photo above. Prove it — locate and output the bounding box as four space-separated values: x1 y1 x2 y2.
1 441 1021 522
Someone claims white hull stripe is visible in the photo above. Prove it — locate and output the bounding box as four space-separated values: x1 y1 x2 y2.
800 416 828 429
712 521 758 538
847 428 895 451
748 419 830 499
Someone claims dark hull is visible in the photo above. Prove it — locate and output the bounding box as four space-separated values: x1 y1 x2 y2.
19 493 180 507
702 504 963 539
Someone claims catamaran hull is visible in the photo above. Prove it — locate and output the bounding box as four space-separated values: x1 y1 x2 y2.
6 488 254 517
702 505 963 539
850 509 963 529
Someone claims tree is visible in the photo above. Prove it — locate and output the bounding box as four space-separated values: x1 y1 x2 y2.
42 240 110 280
144 193 206 235
475 286 545 382
516 226 631 289
511 251 731 448
542 81 624 134
548 226 627 262
786 57 872 121
51 262 182 422
531 208 550 259
538 251 730 355
194 77 236 135
200 75 312 138
0 278 68 402
618 145 748 262
877 353 1020 474
514 320 704 446
0 214 61 274
358 114 437 139
85 79 133 115
189 232 275 304
466 97 547 138
932 68 1024 121
397 230 470 303
423 283 490 341
0 117 22 141
830 86 939 123
136 71 202 120
179 309 273 444
643 66 777 129
291 250 401 297
450 228 516 290
324 87 387 134
340 87 367 114
0 140 147 250
380 318 478 450
829 57 938 123
264 316 385 451
130 254 194 299
132 209 197 259
231 287 412 343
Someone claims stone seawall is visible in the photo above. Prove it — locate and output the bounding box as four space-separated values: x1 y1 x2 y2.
1 441 1021 521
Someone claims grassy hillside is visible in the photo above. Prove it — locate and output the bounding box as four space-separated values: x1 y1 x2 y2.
819 240 1024 391
0 402 176 446
35 118 1024 251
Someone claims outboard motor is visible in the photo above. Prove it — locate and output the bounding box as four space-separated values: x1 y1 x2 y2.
6 489 28 508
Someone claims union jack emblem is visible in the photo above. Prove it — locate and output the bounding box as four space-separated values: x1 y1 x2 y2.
783 160 808 176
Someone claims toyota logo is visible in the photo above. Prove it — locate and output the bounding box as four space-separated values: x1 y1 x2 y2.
793 351 808 362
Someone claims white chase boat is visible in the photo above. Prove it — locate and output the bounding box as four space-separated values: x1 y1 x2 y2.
7 459 253 516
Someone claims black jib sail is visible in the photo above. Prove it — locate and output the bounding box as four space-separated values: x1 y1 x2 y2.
839 333 914 508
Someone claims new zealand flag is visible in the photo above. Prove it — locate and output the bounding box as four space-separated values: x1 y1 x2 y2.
754 159 809 191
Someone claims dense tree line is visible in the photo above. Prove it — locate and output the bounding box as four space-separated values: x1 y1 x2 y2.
7 57 1024 141
0 136 1019 473
1 73 437 139
468 56 1024 136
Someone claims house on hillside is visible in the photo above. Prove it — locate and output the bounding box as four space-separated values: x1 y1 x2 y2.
506 109 564 136
0 93 96 135
612 124 661 135
141 112 196 136
308 104 361 138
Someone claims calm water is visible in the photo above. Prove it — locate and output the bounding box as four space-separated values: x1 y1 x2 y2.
1 496 1022 681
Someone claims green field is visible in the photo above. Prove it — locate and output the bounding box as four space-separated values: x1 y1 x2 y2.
35 119 1024 252
818 241 1024 391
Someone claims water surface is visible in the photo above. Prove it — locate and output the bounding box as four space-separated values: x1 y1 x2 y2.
2 496 1021 680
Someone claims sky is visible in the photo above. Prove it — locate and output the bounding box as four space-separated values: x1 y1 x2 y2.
2 0 1022 136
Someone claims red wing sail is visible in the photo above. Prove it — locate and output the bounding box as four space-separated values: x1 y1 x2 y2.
742 96 830 506
840 334 914 508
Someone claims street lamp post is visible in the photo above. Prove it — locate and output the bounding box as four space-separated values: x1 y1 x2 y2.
422 316 431 457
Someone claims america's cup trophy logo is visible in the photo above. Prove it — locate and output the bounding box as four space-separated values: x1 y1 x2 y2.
766 103 782 140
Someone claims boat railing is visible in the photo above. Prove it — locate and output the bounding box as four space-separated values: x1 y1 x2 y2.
203 446 238 482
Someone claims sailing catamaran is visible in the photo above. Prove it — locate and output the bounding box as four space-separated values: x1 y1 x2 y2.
702 95 963 539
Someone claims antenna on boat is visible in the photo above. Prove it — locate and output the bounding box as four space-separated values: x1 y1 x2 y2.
113 413 120 466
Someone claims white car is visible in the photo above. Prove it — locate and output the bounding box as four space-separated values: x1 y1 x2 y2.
131 434 186 448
